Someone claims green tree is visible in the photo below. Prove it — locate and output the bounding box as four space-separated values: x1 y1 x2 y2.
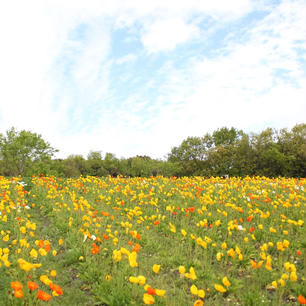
0 127 57 176
251 128 287 177
277 124 306 177
205 145 236 176
203 127 244 176
212 127 242 147
86 151 107 176
102 153 120 176
168 135 213 176
232 133 255 176
62 155 87 177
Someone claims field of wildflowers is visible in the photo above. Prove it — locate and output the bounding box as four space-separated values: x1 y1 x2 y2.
0 175 305 306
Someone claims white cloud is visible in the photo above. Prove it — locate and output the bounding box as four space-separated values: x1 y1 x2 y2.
109 0 255 53
115 53 137 65
0 2 61 133
141 18 200 53
71 24 111 90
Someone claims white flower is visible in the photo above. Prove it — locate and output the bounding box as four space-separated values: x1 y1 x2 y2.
83 235 88 242
91 235 96 241
238 225 244 231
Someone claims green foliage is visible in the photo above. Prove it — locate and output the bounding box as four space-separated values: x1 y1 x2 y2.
0 127 57 176
0 124 305 178
212 127 242 147
62 155 87 177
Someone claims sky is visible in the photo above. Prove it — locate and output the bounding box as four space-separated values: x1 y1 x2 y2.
0 0 305 160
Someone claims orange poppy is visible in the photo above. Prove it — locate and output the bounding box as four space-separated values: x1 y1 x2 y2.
37 290 52 301
132 243 141 253
250 259 263 269
14 290 23 298
298 295 306 305
96 236 102 242
146 287 157 295
188 206 195 213
38 240 44 248
247 215 254 222
91 245 100 255
44 243 51 252
11 281 23 291
27 281 38 291
49 283 63 295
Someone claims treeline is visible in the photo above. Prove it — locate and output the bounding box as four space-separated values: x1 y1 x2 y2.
168 124 306 178
0 124 305 178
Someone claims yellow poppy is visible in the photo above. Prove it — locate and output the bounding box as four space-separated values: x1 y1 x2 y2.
215 284 227 293
143 293 155 305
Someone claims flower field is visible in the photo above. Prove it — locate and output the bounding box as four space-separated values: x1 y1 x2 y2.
0 175 305 306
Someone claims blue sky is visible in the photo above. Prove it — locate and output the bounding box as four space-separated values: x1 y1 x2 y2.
0 0 305 159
